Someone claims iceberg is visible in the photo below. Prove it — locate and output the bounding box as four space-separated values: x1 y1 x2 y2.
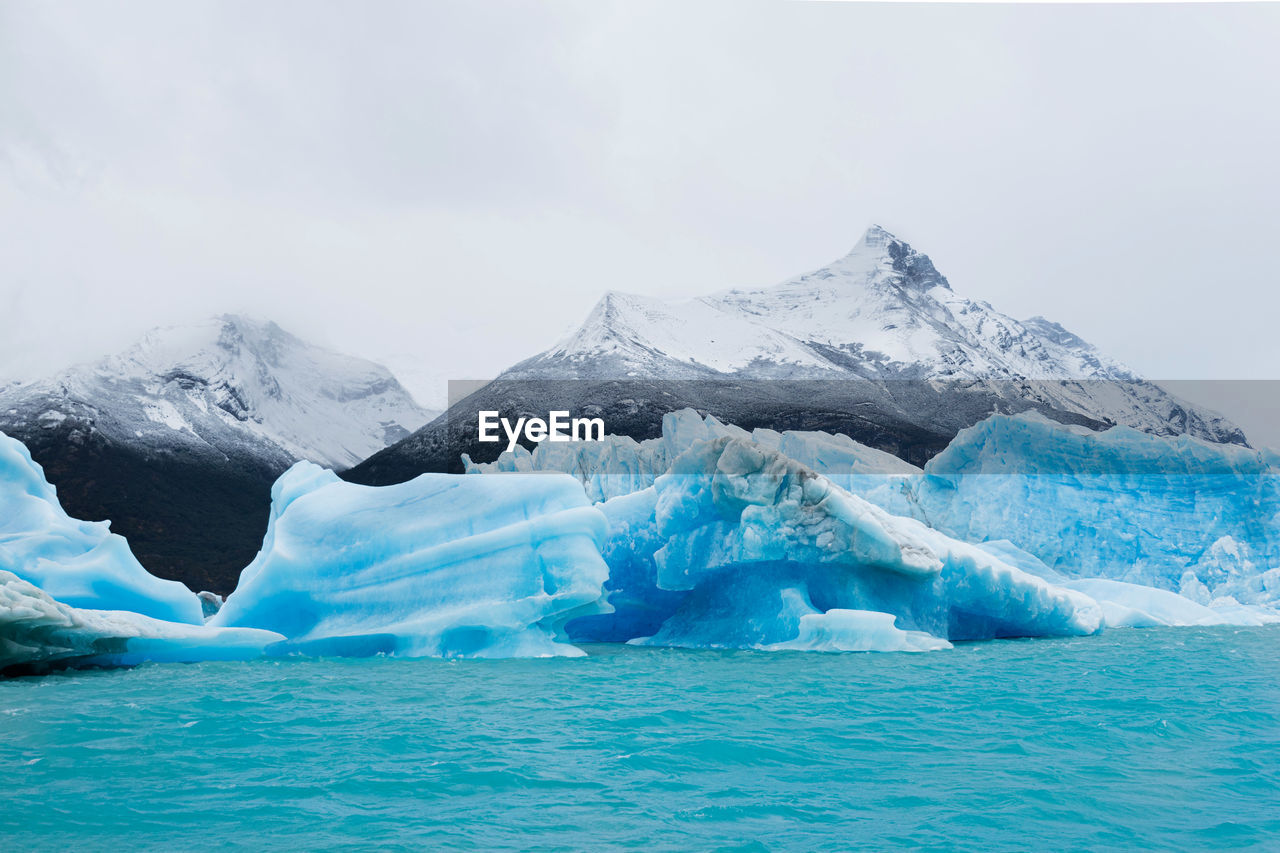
210 462 612 658
1058 577 1270 628
0 432 204 624
564 435 1103 650
762 592 953 652
0 570 282 673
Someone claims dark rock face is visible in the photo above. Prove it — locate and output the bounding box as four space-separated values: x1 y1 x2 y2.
11 419 278 595
886 237 951 291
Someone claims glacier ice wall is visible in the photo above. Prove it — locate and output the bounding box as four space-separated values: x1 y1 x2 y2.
211 462 612 658
0 432 204 624
907 413 1280 605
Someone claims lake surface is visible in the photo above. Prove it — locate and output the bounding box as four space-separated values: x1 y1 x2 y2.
4 626 1279 851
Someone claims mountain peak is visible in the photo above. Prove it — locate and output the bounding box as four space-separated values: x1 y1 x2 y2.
214 313 281 335
860 223 900 248
839 224 950 292
3 316 434 470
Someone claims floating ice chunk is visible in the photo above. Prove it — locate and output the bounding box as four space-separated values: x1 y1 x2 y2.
0 432 203 624
763 591 952 652
0 570 282 672
777 609 952 653
1062 578 1246 627
211 462 612 658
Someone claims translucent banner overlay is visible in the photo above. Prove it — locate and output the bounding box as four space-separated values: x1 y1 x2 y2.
429 378 1280 476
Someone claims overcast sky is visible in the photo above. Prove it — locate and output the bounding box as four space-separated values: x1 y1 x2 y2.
2 1 1278 439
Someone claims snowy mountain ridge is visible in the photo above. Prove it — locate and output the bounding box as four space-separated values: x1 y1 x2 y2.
503 225 1243 445
0 315 434 470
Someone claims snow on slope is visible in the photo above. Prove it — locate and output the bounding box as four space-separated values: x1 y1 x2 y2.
0 316 435 470
503 225 1243 445
538 290 839 377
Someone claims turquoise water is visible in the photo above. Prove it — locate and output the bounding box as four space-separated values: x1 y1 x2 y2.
3 627 1279 852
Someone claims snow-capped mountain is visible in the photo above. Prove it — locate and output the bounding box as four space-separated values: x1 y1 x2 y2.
348 225 1243 487
0 316 435 594
505 225 1241 444
1 315 433 470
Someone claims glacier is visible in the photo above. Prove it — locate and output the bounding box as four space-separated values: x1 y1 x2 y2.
0 431 204 624
209 462 612 658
